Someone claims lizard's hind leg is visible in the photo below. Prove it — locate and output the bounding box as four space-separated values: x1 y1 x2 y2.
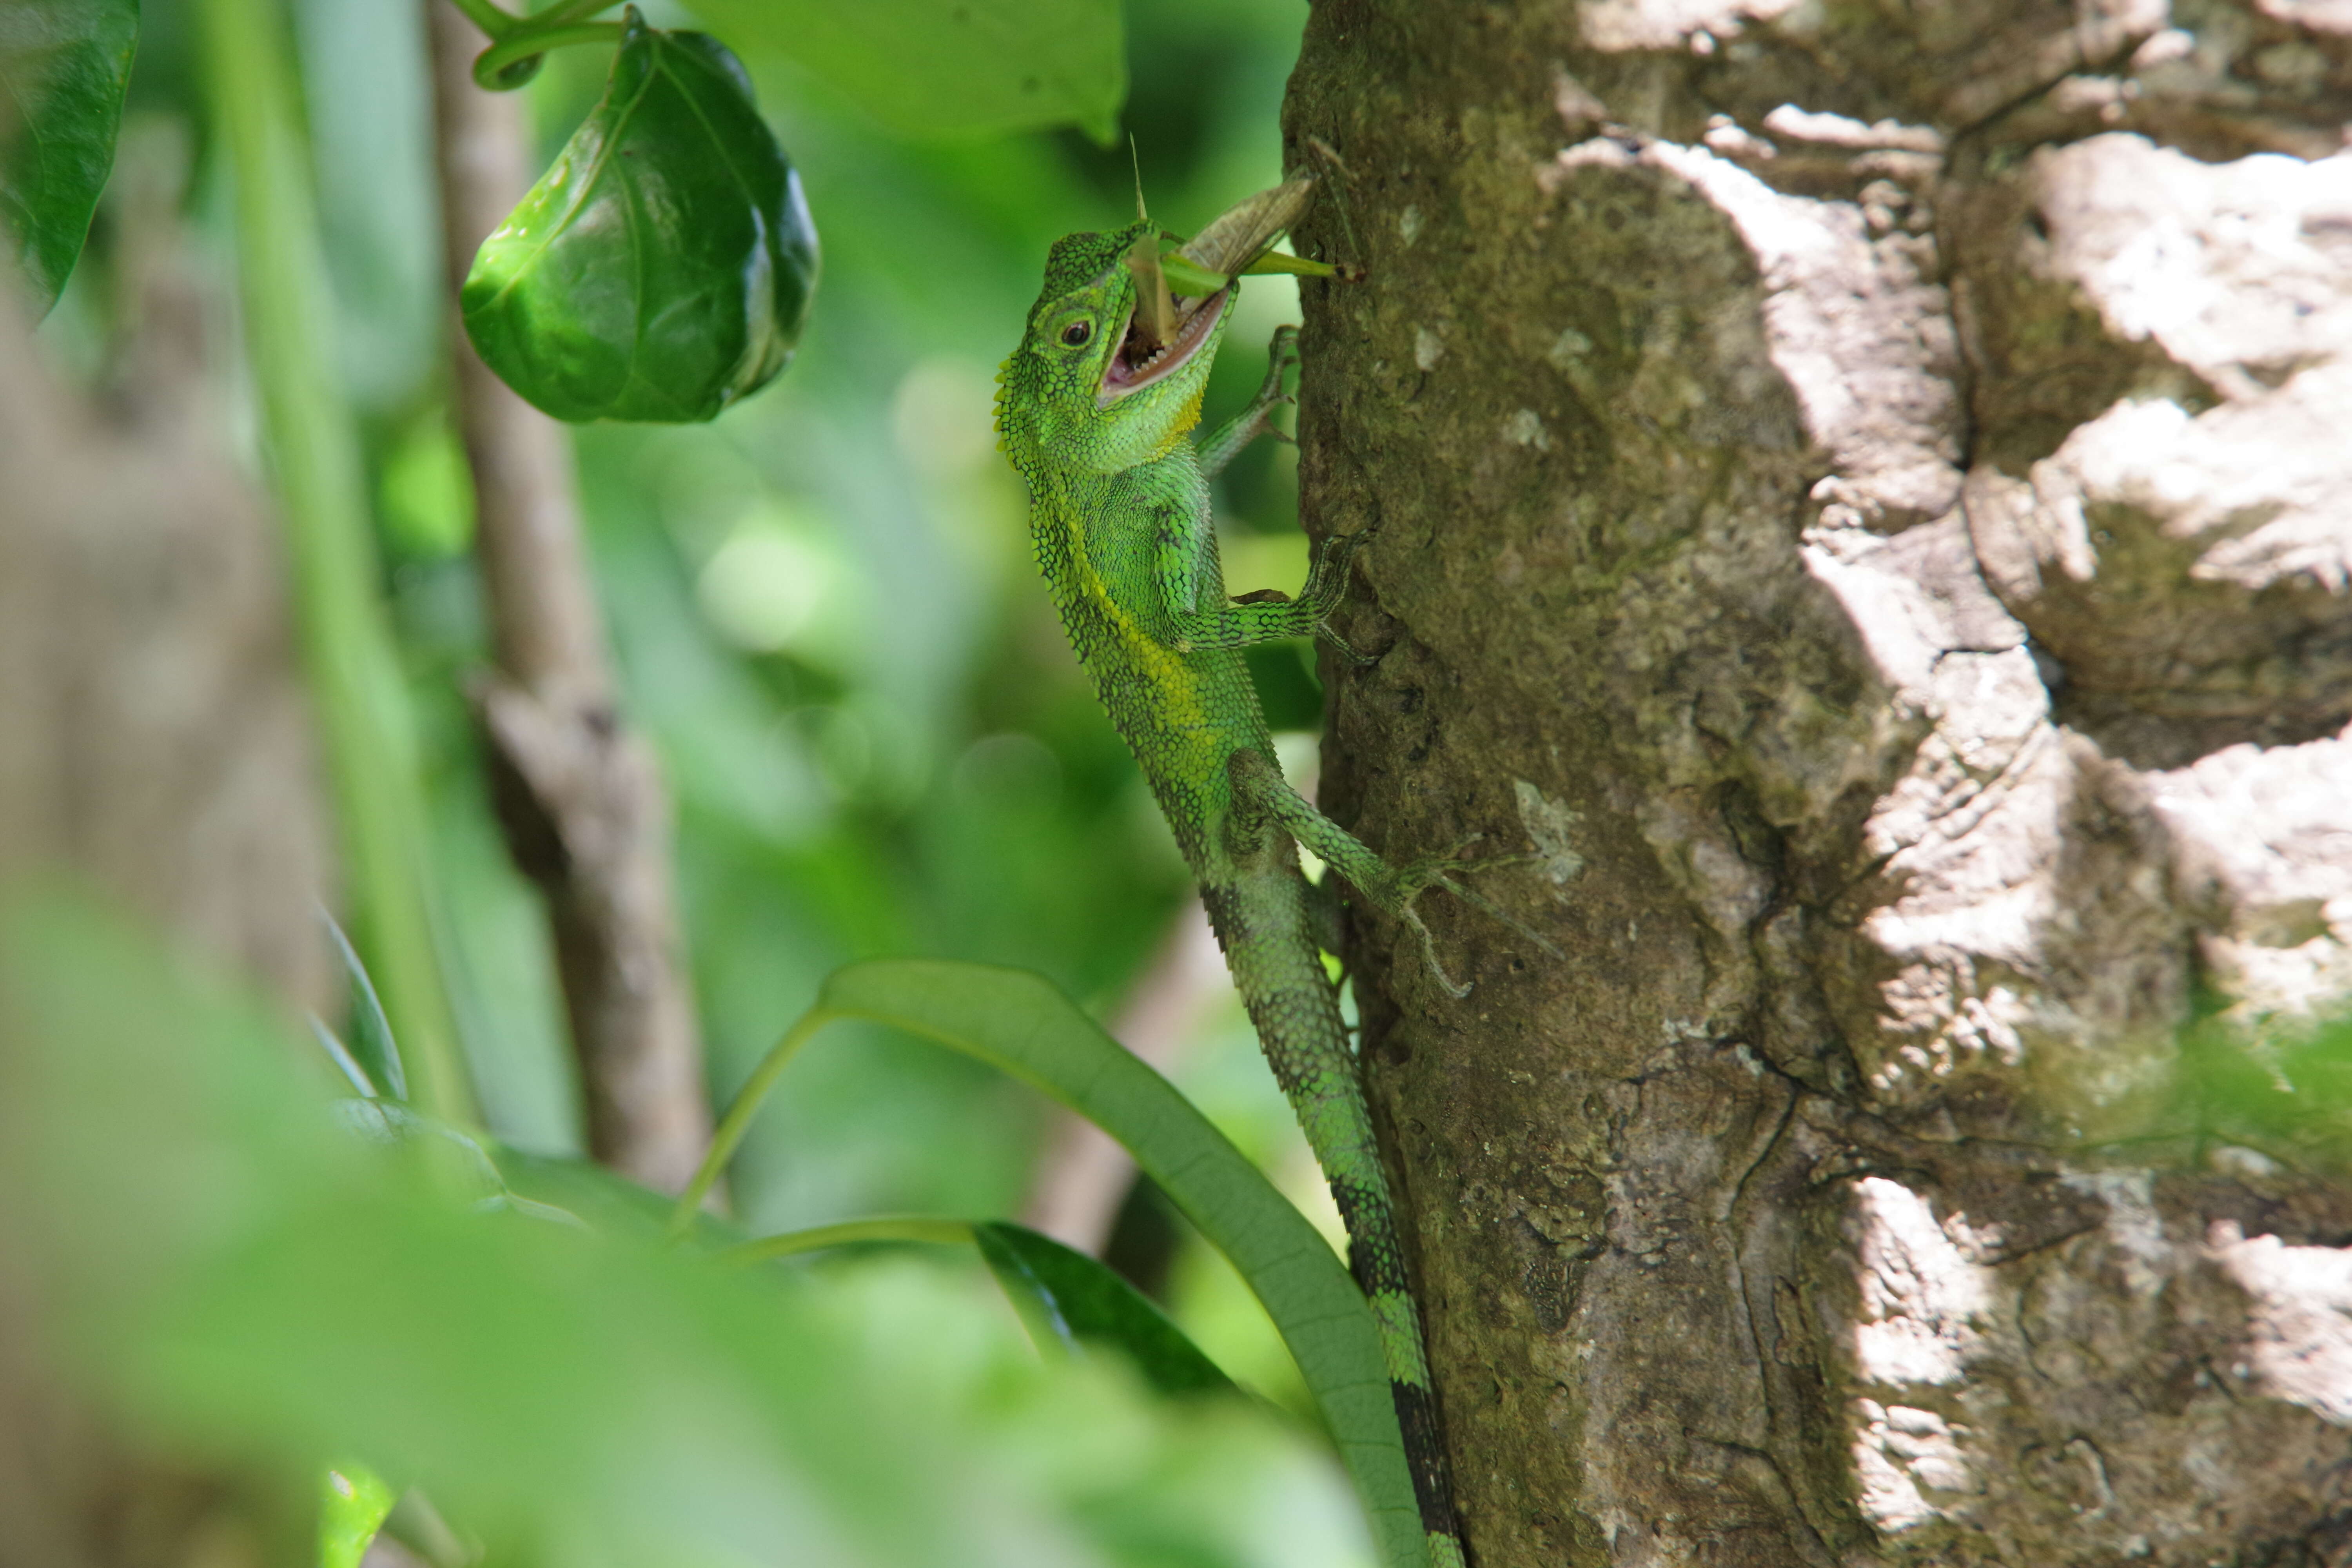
1227 749 1559 998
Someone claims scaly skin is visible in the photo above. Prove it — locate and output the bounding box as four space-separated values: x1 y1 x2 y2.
996 223 1470 1568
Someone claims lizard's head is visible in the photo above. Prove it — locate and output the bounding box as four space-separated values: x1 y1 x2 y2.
997 221 1233 473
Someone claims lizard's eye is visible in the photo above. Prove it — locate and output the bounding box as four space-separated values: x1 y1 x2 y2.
1060 320 1093 348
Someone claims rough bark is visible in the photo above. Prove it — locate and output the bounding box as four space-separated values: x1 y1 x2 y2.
0 169 329 1566
427 0 711 1193
1287 2 2352 1563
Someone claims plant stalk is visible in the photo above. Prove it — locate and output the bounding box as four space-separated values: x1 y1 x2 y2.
195 0 473 1123
668 1008 831 1238
717 1217 976 1268
472 22 623 90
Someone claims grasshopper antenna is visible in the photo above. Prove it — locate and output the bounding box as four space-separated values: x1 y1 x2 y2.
1121 134 1178 345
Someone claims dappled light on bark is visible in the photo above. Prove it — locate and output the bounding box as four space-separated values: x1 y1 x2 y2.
1287 0 2352 1558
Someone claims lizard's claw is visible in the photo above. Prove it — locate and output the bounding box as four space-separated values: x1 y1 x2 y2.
1434 872 1564 961
1316 620 1380 666
1303 524 1382 663
1387 834 1564 995
1399 903 1472 1000
1300 523 1377 610
1258 325 1302 424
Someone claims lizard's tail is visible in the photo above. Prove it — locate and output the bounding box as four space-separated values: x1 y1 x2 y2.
1202 873 1468 1568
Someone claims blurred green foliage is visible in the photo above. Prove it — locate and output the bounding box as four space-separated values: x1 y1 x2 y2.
462 0 1319 1234
681 0 1128 143
971 1220 1240 1398
0 893 1373 1568
23 0 1375 1558
668 958 1426 1564
2148 1006 2352 1176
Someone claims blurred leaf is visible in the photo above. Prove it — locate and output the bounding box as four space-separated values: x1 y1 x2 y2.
0 890 1312 1568
684 0 1123 143
729 1213 1236 1399
319 1463 396 1568
322 906 406 1100
492 1142 746 1249
376 416 475 560
692 958 1429 1568
463 13 818 423
973 1220 1235 1399
0 0 136 312
310 1016 376 1097
2160 1011 2352 1171
331 1099 592 1235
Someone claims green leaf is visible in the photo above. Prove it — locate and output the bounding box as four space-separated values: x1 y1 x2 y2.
0 0 137 312
319 1464 396 1568
461 12 818 424
682 959 1431 1568
682 0 1124 144
973 1220 1236 1400
321 907 407 1101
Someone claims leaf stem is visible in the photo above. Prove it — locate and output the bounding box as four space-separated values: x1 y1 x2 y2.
665 1007 833 1239
717 1216 975 1268
530 0 624 25
473 20 625 91
445 0 520 42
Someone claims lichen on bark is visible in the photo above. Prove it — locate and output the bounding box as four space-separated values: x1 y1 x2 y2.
1284 0 2352 1561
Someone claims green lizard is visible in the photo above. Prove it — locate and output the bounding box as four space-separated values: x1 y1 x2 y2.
996 209 1524 1568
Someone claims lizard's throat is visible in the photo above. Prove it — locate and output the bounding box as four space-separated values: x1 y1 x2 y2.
1098 290 1228 407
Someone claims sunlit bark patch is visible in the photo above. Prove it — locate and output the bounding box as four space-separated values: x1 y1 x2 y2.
2209 1222 2352 1424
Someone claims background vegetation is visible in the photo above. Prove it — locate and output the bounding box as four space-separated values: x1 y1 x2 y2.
11 0 1404 1562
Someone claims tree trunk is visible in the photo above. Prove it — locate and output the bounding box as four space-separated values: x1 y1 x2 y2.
1287 3 2352 1563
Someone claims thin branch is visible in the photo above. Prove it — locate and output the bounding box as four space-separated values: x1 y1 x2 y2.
426 0 711 1193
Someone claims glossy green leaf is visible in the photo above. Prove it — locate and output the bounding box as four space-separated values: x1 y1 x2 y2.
683 0 1123 143
321 907 406 1101
973 1220 1235 1399
462 13 818 424
0 0 137 312
680 958 1430 1568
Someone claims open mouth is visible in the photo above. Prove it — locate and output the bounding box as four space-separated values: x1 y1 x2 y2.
1098 289 1229 405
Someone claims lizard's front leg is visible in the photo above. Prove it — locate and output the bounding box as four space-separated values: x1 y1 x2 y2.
1165 521 1376 652
1196 325 1299 479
